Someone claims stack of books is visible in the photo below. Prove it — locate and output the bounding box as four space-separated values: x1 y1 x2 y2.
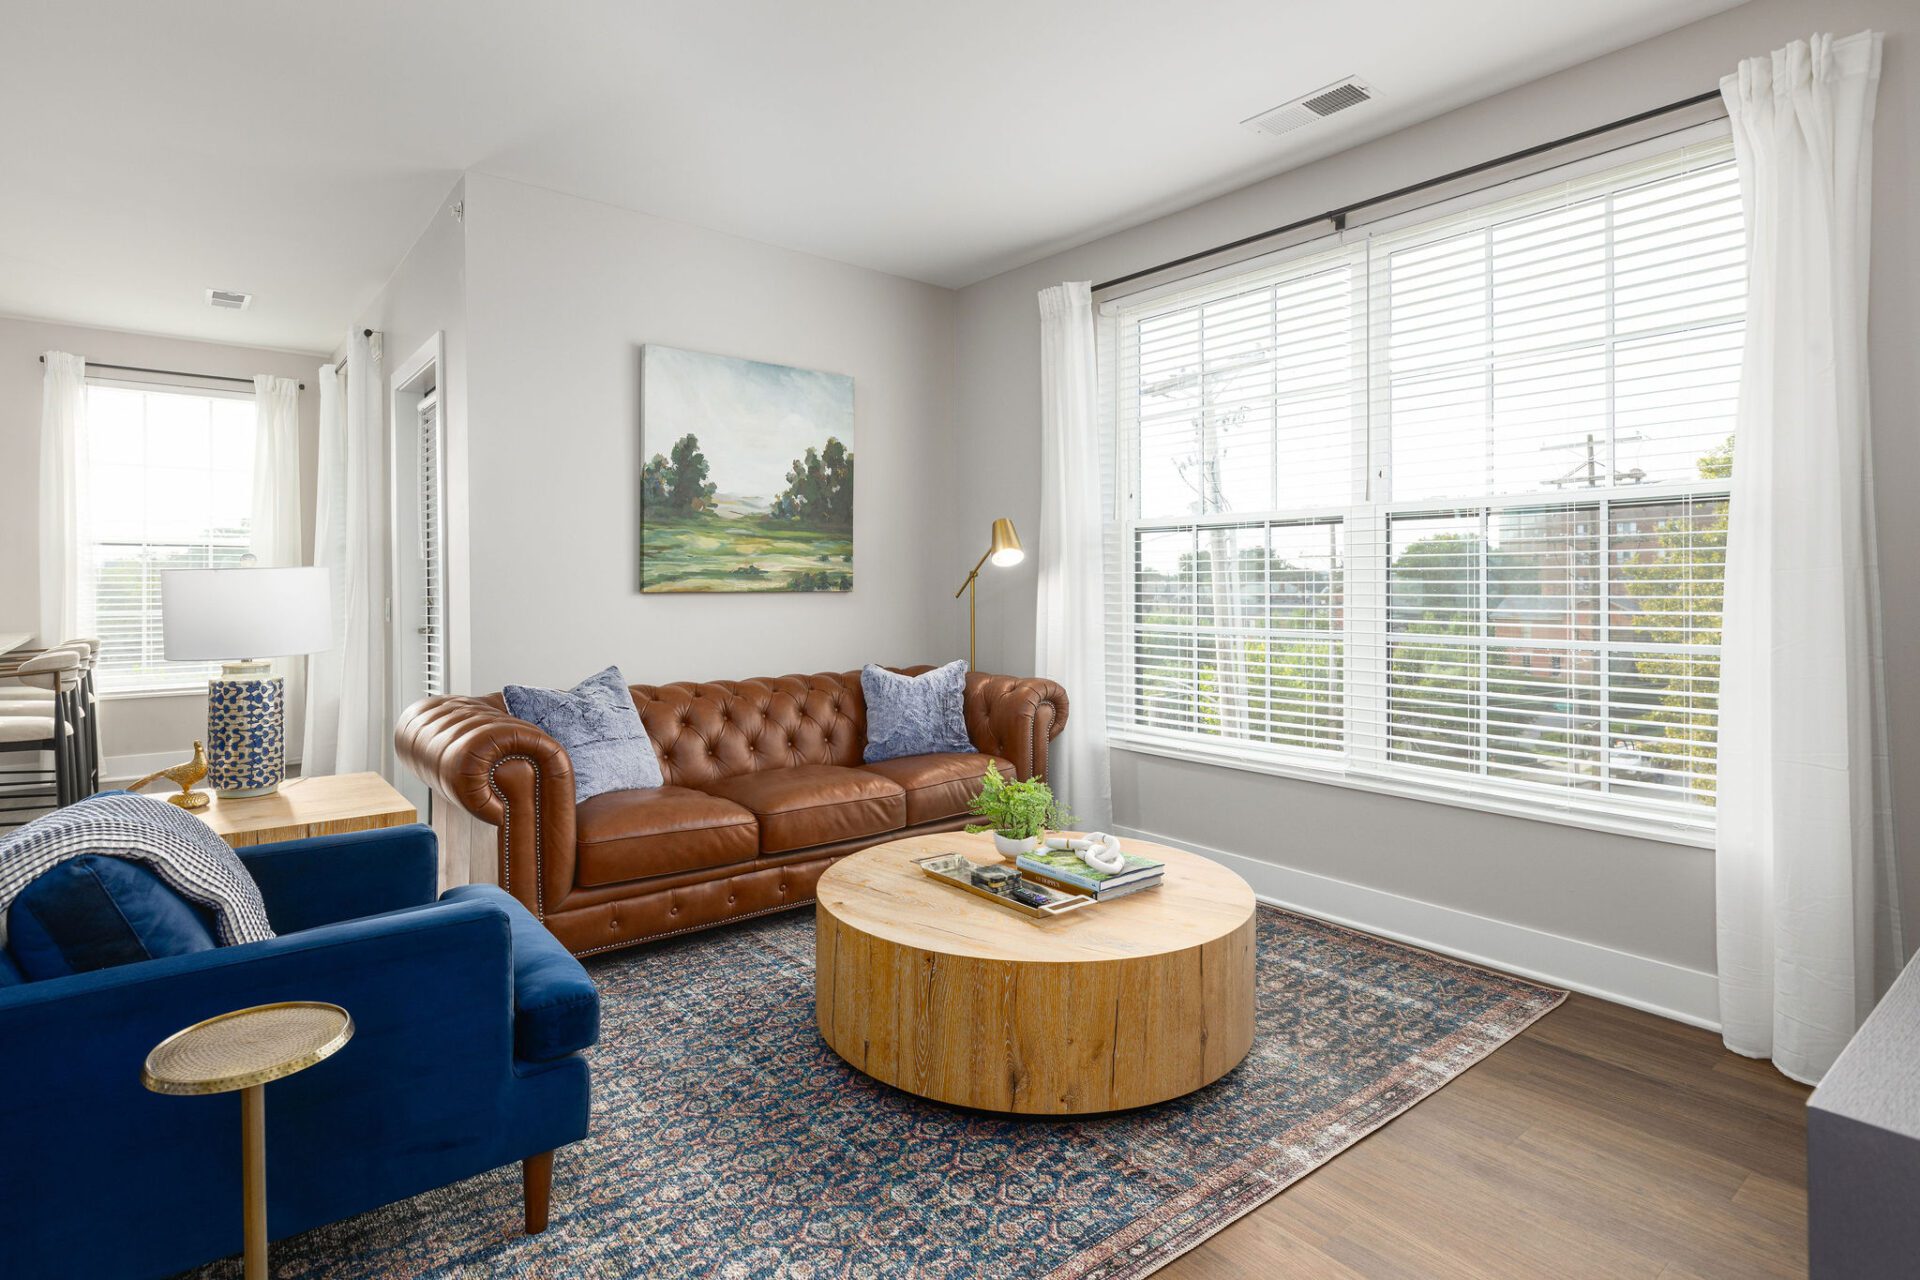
1017 845 1165 901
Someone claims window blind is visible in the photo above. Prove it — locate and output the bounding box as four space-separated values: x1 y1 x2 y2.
417 393 447 697
1103 137 1742 834
85 382 259 693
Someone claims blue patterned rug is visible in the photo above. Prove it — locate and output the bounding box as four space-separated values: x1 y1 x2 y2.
178 904 1561 1279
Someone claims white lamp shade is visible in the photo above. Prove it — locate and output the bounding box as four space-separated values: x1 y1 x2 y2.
162 567 334 661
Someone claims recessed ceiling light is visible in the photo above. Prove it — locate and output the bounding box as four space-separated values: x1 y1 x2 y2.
206 288 253 311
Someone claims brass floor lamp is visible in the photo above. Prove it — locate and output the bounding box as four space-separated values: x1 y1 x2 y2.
954 518 1024 670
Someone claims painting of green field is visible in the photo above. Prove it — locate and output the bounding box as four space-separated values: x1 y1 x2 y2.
642 510 852 592
640 345 854 593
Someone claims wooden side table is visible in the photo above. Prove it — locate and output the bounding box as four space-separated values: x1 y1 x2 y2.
142 1002 354 1280
193 772 416 848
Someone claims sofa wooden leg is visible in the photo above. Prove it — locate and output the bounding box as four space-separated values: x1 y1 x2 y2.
523 1151 554 1234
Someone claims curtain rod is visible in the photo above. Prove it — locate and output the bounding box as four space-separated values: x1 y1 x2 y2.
39 356 304 392
1092 88 1725 295
37 333 375 392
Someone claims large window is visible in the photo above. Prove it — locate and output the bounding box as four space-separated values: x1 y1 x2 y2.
86 381 258 692
1105 138 1742 836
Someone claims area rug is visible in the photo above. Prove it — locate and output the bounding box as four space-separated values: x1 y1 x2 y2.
176 904 1563 1279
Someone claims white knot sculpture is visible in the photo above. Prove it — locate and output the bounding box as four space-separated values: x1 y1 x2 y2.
1043 832 1126 874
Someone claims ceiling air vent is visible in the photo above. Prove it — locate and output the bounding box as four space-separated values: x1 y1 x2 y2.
206 288 252 311
1242 77 1374 138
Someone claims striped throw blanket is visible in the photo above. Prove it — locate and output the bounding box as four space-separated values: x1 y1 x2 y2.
0 793 275 950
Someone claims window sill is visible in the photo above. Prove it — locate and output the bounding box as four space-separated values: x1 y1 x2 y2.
1107 734 1715 850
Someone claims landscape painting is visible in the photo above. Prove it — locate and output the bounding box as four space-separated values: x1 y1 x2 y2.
639 345 854 593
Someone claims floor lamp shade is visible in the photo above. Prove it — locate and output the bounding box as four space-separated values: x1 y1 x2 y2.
162 568 333 798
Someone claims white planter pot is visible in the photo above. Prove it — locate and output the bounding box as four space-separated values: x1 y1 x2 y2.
993 832 1041 859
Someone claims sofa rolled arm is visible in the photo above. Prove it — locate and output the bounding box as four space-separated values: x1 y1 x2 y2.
394 695 578 920
963 672 1069 782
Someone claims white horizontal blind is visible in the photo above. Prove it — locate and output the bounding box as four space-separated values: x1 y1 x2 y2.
85 382 258 692
1104 137 1741 834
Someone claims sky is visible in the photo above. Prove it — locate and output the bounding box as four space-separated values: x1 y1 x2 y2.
643 345 854 498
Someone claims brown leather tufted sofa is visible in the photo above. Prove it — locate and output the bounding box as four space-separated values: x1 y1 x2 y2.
394 667 1067 957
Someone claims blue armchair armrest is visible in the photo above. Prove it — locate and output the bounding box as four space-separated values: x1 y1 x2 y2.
0 889 588 1280
445 884 599 1060
239 823 439 932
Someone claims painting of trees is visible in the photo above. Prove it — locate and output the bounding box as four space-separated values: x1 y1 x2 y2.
641 434 719 512
666 434 718 511
641 453 672 505
639 345 855 592
768 435 854 530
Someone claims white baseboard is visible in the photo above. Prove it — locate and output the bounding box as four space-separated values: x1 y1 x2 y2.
104 751 302 789
1111 822 1721 1031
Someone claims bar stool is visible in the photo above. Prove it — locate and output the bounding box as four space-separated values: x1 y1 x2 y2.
48 639 100 797
0 640 98 798
0 649 82 822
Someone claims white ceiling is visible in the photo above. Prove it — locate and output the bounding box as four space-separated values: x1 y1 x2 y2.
1 1 1744 352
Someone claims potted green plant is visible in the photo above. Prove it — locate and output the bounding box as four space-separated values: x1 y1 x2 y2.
965 763 1074 858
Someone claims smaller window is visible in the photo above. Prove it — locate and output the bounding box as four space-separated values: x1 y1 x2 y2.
85 381 258 693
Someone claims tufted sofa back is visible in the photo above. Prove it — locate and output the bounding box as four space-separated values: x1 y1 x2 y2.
630 671 868 788
425 667 1064 813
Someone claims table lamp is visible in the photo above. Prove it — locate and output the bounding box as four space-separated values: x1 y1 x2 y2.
953 517 1024 671
162 567 333 798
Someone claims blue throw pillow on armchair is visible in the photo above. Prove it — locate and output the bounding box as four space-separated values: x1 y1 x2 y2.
8 855 221 981
862 660 977 763
504 665 663 803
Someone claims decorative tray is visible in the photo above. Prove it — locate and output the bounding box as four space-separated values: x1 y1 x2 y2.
914 853 1095 919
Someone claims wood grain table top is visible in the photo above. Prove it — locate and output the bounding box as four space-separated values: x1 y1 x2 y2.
816 830 1255 964
193 772 416 848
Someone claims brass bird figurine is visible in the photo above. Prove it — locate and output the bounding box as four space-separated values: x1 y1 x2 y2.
130 741 211 810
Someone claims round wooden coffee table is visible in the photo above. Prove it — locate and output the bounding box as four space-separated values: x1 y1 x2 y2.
815 831 1256 1114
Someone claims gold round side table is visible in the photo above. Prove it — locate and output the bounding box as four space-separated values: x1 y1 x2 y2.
143 1002 354 1280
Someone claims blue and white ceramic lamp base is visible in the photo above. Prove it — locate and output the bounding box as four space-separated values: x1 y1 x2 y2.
207 660 287 798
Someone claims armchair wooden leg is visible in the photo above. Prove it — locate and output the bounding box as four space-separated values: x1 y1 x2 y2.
523 1151 554 1235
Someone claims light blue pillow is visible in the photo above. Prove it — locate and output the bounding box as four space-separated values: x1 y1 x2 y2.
504 666 662 803
862 661 977 764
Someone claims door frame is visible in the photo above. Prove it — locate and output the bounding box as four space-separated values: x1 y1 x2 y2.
388 332 446 817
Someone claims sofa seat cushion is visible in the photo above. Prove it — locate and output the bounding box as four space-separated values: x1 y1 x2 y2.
442 884 600 1061
696 764 906 855
574 786 759 887
860 752 1016 826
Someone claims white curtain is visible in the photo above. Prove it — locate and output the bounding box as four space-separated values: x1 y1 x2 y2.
249 375 303 568
1716 30 1897 1084
301 331 390 777
251 373 306 720
1036 282 1112 828
38 351 90 646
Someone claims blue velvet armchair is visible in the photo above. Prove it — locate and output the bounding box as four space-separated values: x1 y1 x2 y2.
0 823 599 1280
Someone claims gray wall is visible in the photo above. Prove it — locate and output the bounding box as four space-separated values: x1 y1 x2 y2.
0 314 325 762
353 180 470 705
458 171 960 695
948 0 1920 982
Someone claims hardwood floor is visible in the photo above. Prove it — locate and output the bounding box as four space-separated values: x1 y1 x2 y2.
1160 994 1811 1280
